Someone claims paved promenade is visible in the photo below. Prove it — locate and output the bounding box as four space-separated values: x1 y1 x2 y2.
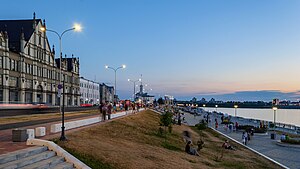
182 111 300 169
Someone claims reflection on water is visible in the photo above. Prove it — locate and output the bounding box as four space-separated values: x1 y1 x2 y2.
205 107 300 127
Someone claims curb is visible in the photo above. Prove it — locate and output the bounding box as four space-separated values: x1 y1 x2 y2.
275 140 300 149
209 127 289 169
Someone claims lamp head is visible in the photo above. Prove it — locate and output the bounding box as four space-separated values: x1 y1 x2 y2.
40 26 46 32
138 78 141 81
272 107 278 110
122 64 126 69
128 79 130 82
203 104 206 107
105 65 108 69
73 23 82 32
234 105 238 108
215 105 218 108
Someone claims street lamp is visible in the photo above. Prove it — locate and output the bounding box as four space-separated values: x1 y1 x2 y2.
128 78 141 101
105 65 126 101
215 105 218 112
272 107 278 128
234 105 238 117
203 104 206 111
40 23 82 141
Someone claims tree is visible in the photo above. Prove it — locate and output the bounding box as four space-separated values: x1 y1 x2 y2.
160 110 173 142
157 97 164 105
191 97 197 103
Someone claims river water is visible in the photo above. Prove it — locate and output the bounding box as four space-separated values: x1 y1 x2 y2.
205 107 300 127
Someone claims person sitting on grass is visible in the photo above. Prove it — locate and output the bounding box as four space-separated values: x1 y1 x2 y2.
197 139 204 151
185 141 200 156
222 140 235 150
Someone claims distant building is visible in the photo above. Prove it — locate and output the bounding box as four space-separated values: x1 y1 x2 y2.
0 13 80 105
99 83 114 103
79 77 100 105
272 98 279 106
135 83 154 104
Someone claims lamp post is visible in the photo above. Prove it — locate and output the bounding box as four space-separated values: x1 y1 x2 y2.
203 104 206 111
105 65 126 102
272 107 278 128
128 78 141 101
215 105 218 112
41 23 82 141
234 105 238 117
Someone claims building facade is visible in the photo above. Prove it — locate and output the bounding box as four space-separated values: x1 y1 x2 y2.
99 83 114 103
80 77 100 105
0 13 80 106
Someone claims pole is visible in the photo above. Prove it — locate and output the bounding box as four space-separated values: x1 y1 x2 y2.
59 37 62 111
60 80 67 141
235 108 237 117
114 69 117 101
273 109 276 128
133 81 135 101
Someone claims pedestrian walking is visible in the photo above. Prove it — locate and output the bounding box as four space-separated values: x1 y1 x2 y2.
107 102 112 120
102 102 107 121
242 132 247 145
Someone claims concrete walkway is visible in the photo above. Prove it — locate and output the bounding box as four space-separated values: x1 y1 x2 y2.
182 111 300 169
0 109 143 155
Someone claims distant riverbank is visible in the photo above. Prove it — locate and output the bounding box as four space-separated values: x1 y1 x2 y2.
204 104 300 109
204 107 300 127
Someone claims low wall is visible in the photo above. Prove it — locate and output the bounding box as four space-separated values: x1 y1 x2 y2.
51 117 101 133
50 109 146 133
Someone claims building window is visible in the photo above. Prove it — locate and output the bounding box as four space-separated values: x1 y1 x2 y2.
0 56 2 68
28 45 30 55
11 60 15 71
39 33 42 45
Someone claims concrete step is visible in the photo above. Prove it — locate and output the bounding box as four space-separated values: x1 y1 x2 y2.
0 146 48 165
51 162 75 169
0 150 56 169
19 156 65 169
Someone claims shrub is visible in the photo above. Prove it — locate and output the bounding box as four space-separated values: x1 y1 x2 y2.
195 120 207 130
254 127 267 133
236 125 267 133
282 139 300 145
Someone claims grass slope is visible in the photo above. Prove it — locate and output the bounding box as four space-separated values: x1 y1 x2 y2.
57 110 282 169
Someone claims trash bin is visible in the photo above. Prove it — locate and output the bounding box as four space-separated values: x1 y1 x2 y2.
12 129 28 142
271 133 276 139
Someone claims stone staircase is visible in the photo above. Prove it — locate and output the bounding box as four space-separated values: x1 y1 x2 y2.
0 146 75 169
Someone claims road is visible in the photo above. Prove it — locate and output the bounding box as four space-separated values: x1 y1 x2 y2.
0 106 98 117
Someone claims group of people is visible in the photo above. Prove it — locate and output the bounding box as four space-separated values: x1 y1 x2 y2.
242 131 251 145
99 101 113 121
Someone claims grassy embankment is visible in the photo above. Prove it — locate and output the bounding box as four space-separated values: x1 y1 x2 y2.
57 110 282 169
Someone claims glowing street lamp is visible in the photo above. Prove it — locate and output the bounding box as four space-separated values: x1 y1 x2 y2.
105 65 126 101
203 104 206 111
215 105 218 112
234 105 238 117
128 78 141 101
40 23 82 141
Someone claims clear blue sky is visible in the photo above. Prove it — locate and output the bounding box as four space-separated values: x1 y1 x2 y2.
1 0 300 101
